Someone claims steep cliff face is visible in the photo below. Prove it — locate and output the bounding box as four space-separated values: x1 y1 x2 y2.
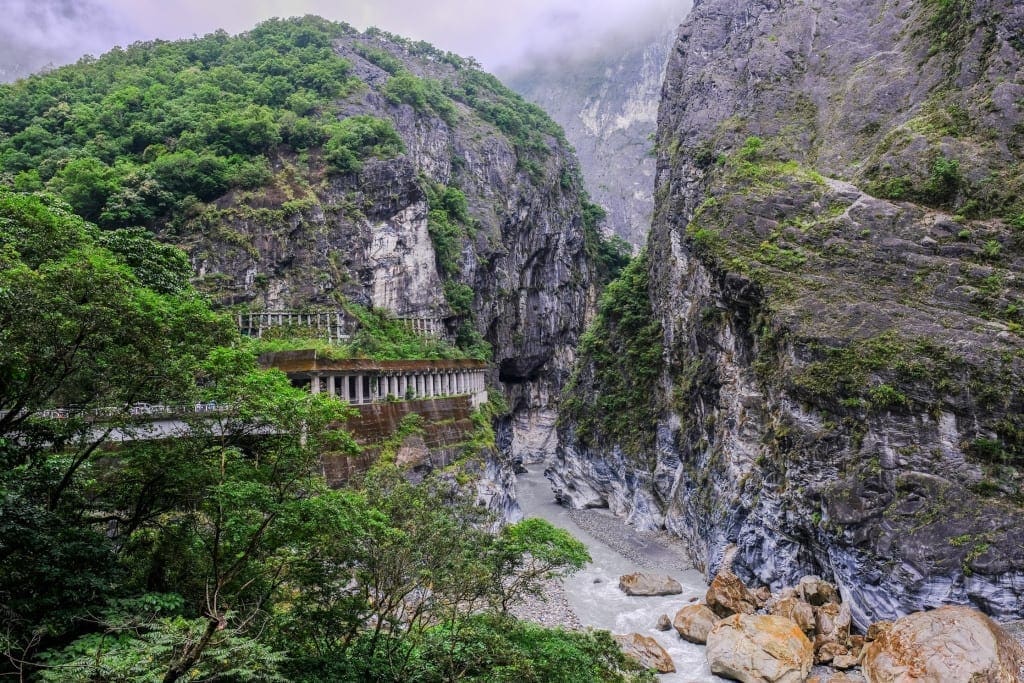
504 25 677 247
169 28 597 466
556 0 1024 628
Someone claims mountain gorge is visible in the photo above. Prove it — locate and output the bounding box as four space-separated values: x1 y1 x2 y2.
556 0 1024 629
0 17 615 470
506 22 678 247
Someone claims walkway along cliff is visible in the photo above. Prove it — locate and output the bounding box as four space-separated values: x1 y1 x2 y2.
554 0 1024 629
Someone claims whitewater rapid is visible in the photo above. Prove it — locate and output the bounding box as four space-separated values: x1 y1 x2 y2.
515 463 725 682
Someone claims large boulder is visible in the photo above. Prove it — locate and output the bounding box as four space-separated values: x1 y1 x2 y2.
769 596 816 636
618 572 683 596
706 614 814 683
613 633 676 673
674 604 719 644
706 570 759 617
862 606 1024 682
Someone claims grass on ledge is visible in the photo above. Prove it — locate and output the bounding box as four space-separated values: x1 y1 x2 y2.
241 304 490 361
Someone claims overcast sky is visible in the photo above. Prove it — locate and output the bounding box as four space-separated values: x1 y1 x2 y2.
0 0 691 81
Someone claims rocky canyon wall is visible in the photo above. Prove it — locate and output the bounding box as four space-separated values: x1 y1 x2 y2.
556 0 1024 629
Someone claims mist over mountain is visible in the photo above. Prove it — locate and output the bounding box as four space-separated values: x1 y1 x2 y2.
0 0 684 82
503 4 691 246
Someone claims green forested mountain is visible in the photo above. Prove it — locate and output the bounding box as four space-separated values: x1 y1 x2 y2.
0 17 645 682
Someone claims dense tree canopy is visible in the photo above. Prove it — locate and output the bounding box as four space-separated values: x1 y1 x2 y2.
0 191 648 680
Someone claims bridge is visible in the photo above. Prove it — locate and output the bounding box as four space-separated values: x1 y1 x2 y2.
2 353 489 446
259 351 489 408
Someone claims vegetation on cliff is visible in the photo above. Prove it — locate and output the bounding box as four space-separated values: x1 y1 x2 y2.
0 191 650 681
561 250 663 457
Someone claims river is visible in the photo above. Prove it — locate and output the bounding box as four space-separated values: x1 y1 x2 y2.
515 463 725 682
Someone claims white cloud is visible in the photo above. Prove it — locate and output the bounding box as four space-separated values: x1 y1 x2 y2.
0 0 691 80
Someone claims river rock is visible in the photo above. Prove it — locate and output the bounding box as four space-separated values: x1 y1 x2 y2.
814 602 851 643
674 604 718 644
770 596 816 636
862 606 1024 682
618 572 683 596
797 576 841 607
706 614 814 683
656 613 672 631
613 633 676 673
706 570 759 617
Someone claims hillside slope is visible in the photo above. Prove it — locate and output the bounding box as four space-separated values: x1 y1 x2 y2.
0 17 607 464
556 0 1024 628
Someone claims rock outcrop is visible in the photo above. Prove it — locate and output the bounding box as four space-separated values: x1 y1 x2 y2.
674 603 718 644
555 0 1024 627
862 606 1024 682
144 28 602 481
613 633 676 674
618 572 683 596
706 614 813 683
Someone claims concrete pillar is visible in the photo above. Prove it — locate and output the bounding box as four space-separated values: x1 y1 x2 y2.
310 373 321 395
414 374 422 397
446 372 453 395
398 375 406 398
327 375 336 397
354 374 363 404
432 374 440 397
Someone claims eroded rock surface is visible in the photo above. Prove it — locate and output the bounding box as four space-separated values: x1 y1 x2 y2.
862 606 1024 682
555 0 1024 628
618 572 683 596
613 633 676 674
706 614 813 683
673 603 718 644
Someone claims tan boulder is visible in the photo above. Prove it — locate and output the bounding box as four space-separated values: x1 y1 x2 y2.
797 575 841 606
770 596 816 636
815 641 849 665
706 570 759 617
613 633 675 673
753 585 773 607
862 606 1024 682
814 601 851 642
832 652 860 670
655 613 672 631
618 572 683 596
706 614 814 683
673 603 719 644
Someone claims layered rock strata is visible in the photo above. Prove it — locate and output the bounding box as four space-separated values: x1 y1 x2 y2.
556 0 1024 627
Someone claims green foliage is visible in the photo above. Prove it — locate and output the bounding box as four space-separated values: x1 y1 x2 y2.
382 72 457 124
738 135 765 160
402 614 655 683
924 156 963 205
343 304 467 360
272 465 615 682
444 69 566 159
444 280 475 316
867 383 909 409
561 251 664 458
921 0 974 53
324 115 405 174
428 207 463 278
0 16 362 226
354 44 406 75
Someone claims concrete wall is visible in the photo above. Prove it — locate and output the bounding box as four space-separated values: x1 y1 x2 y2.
321 396 477 485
